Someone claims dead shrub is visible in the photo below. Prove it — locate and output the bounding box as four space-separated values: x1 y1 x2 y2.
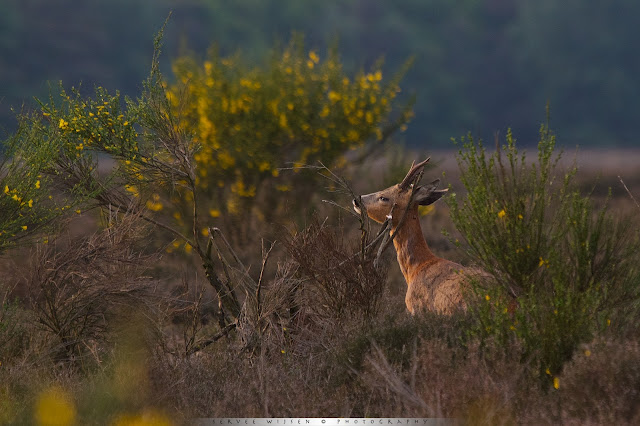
284 218 386 321
24 212 159 364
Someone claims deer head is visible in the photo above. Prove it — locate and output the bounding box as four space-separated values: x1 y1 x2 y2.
353 158 448 225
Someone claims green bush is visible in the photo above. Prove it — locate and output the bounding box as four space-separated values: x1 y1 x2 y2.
0 111 78 252
448 125 640 383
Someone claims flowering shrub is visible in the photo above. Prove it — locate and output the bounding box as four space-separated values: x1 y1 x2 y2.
448 125 640 384
0 108 88 252
167 36 413 236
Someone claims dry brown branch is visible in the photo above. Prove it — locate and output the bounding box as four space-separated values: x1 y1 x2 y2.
284 217 386 320
619 175 640 211
366 341 433 413
256 240 276 320
25 211 159 363
186 322 238 355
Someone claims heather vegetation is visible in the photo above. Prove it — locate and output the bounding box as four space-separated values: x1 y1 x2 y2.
1 28 640 424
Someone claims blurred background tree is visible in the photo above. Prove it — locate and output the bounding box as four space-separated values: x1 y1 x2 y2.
1 0 639 148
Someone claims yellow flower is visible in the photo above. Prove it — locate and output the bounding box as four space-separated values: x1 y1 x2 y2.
498 209 506 219
279 113 288 129
545 368 551 376
125 184 139 197
112 409 172 426
365 111 374 124
28 199 33 208
75 209 81 215
58 118 69 130
553 377 560 389
35 386 76 426
309 51 319 64
35 180 41 189
517 214 523 219
584 349 591 357
3 185 8 194
145 194 163 212
21 225 27 231
209 208 221 218
485 294 490 301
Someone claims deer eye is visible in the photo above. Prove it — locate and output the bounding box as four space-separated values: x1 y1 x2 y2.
378 196 390 202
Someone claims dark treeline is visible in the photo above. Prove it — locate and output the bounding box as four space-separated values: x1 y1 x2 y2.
1 0 638 148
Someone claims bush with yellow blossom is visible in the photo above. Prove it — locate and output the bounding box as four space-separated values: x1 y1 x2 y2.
0 110 80 252
448 123 640 386
167 35 413 238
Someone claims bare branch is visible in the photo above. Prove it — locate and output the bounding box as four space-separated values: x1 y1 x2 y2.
619 175 640 211
256 240 276 319
187 322 237 355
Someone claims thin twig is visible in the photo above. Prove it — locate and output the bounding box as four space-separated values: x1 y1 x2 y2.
322 199 360 217
105 201 195 248
330 218 391 270
619 175 640 211
256 240 276 320
187 322 237 355
210 227 252 277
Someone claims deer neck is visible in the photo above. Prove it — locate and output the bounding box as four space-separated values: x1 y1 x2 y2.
391 208 437 284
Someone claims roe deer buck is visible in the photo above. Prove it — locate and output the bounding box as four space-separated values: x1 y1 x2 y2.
353 158 480 315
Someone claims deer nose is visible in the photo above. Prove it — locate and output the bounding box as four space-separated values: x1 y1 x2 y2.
352 198 362 214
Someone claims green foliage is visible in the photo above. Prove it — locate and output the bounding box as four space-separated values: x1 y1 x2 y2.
449 126 640 383
0 111 74 252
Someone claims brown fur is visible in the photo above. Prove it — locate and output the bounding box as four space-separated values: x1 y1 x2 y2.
354 161 482 315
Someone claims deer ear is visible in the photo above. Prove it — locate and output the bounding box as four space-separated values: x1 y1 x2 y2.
414 180 448 206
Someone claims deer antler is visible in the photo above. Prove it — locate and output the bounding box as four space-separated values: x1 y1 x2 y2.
399 157 430 190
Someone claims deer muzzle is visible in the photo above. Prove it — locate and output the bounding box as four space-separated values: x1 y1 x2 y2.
352 198 362 215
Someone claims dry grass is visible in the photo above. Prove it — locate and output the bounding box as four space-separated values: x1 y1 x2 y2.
1 149 640 423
